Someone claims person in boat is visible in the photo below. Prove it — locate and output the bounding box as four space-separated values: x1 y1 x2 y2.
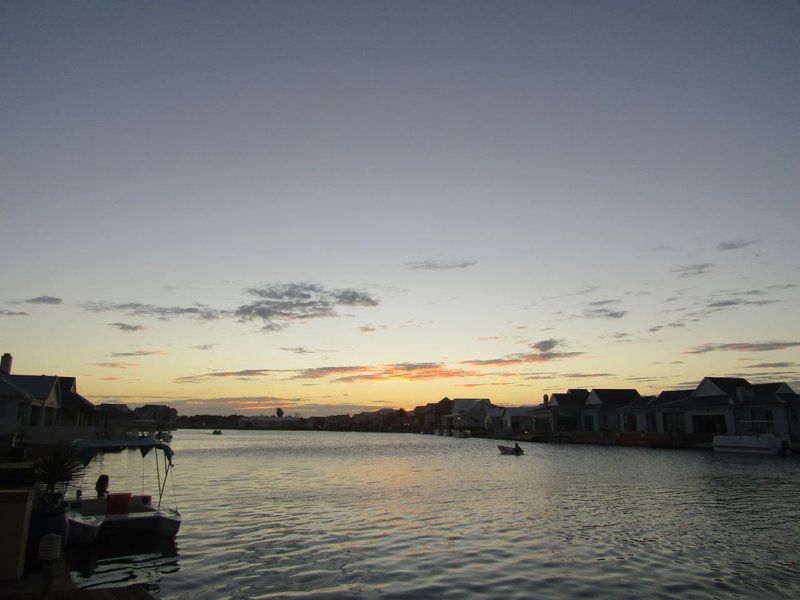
514 443 522 454
95 474 109 497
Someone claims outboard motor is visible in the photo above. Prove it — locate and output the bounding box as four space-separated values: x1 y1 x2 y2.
95 474 109 497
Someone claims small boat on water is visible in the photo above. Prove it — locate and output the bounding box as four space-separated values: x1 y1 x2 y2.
67 439 181 544
498 444 524 455
713 433 791 455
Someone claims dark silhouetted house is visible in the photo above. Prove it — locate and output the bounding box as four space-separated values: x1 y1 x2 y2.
583 389 641 432
133 404 177 430
57 377 95 427
96 403 134 435
442 399 496 431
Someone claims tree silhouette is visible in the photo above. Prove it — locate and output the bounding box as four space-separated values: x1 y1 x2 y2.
276 407 284 418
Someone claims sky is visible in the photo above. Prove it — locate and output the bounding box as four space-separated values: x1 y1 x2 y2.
1 1 799 416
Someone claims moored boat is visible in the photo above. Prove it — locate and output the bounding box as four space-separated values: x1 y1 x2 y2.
67 439 181 544
498 444 524 455
713 433 790 455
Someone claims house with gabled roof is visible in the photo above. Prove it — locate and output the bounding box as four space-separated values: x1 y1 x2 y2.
442 398 496 431
582 389 641 432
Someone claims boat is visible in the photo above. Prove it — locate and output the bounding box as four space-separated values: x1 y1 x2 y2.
67 439 181 544
713 433 790 455
498 444 524 455
212 429 222 435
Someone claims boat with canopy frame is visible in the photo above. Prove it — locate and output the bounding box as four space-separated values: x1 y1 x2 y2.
66 438 181 544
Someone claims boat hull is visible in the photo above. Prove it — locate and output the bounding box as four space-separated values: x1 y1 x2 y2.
498 445 523 455
713 433 789 454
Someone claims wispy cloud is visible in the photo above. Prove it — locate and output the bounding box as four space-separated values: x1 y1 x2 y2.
406 259 478 271
235 283 379 332
20 295 62 305
673 263 714 278
0 309 29 317
717 239 760 251
684 341 800 354
745 362 795 369
462 339 583 366
108 350 166 357
93 362 137 369
83 281 379 334
583 307 627 319
406 258 477 271
109 322 146 332
190 344 216 351
280 347 313 354
85 301 221 320
175 368 283 383
332 363 478 383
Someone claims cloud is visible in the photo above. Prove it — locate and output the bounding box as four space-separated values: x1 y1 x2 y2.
109 322 146 332
291 366 370 380
332 363 478 383
85 281 379 334
461 350 583 366
190 344 216 351
108 350 166 357
684 341 800 354
717 239 760 251
360 325 377 333
673 264 714 278
587 299 619 307
649 245 674 252
85 301 221 320
174 368 283 383
406 258 477 271
583 307 627 319
0 309 29 316
235 283 379 331
530 339 560 352
705 298 776 309
280 347 313 354
22 296 62 305
93 362 137 369
745 362 795 369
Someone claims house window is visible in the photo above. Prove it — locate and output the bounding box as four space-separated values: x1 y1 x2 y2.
663 412 685 433
646 413 658 432
583 415 594 431
791 409 799 425
600 414 608 430
748 410 773 434
623 414 637 432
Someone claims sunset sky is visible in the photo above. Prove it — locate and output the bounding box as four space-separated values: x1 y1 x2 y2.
2 1 798 416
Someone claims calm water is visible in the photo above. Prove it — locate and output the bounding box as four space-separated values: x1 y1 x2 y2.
67 430 800 599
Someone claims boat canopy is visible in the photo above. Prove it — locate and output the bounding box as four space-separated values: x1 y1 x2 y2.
72 439 174 466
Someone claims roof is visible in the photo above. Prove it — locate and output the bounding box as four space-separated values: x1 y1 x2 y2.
503 406 535 416
699 377 752 397
0 373 34 400
550 393 588 410
5 374 59 400
589 389 641 405
660 395 734 409
657 389 693 403
97 403 133 414
59 377 94 411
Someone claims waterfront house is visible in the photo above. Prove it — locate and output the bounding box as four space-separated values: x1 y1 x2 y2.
442 398 496 431
548 389 590 432
96 403 134 435
0 354 62 435
582 389 641 432
57 377 95 427
500 407 535 436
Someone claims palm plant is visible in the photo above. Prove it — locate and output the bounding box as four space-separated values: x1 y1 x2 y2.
34 443 83 508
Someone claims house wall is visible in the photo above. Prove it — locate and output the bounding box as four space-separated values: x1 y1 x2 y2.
0 400 23 436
